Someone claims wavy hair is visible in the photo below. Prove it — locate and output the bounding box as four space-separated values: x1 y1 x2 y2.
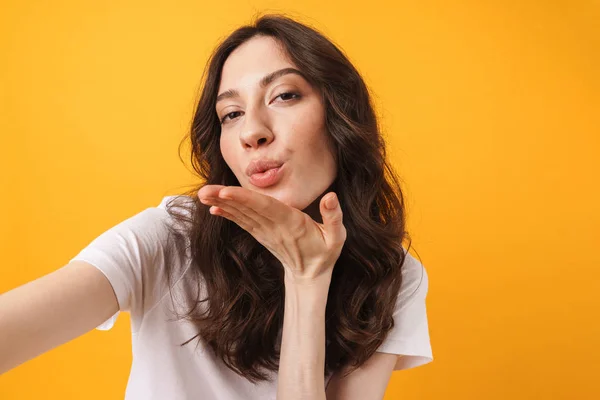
163 13 416 383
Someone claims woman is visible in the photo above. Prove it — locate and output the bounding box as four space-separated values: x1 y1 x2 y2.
0 14 432 399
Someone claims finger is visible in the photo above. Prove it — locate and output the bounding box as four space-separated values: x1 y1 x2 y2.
218 186 294 225
319 192 346 246
199 186 274 229
216 196 274 229
201 198 260 232
197 185 227 201
199 186 278 227
209 206 257 233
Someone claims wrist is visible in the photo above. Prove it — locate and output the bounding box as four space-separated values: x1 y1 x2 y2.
283 272 331 306
283 265 333 287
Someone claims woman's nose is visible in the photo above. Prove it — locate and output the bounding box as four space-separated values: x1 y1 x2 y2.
238 108 274 150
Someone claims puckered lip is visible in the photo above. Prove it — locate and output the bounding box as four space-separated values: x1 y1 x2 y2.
245 158 284 177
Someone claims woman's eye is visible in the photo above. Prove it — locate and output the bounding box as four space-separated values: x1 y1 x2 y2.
275 92 301 102
220 93 300 124
221 111 242 124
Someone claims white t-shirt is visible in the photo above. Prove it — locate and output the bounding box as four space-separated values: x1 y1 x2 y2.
70 195 433 399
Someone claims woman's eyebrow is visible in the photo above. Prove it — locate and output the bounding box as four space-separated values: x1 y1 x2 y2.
216 67 306 104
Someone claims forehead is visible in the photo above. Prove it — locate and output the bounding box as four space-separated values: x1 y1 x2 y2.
218 36 297 92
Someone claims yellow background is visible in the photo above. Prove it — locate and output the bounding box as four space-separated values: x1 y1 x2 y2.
1 0 598 399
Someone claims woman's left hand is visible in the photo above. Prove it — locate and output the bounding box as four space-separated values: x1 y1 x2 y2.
197 185 347 284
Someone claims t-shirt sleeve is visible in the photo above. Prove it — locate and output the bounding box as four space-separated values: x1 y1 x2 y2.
375 249 433 370
69 197 180 332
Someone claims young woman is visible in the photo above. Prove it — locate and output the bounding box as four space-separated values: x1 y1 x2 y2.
0 14 432 399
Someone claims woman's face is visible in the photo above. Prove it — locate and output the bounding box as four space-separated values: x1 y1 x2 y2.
216 35 337 216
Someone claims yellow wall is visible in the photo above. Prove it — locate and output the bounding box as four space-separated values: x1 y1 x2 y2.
1 1 598 398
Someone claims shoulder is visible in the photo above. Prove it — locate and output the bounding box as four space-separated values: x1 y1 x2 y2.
126 195 196 234
157 194 196 211
156 195 196 228
396 248 429 309
82 195 197 261
374 248 433 369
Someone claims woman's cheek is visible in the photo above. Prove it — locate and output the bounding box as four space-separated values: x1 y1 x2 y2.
220 137 238 176
283 105 322 142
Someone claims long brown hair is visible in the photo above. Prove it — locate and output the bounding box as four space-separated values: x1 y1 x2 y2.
163 13 416 383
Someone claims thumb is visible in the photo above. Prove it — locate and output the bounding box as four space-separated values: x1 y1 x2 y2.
320 192 346 244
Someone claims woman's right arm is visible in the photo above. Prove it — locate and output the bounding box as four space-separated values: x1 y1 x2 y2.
0 260 119 374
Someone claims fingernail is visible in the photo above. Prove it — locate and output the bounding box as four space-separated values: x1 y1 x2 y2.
325 194 338 210
218 192 232 200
